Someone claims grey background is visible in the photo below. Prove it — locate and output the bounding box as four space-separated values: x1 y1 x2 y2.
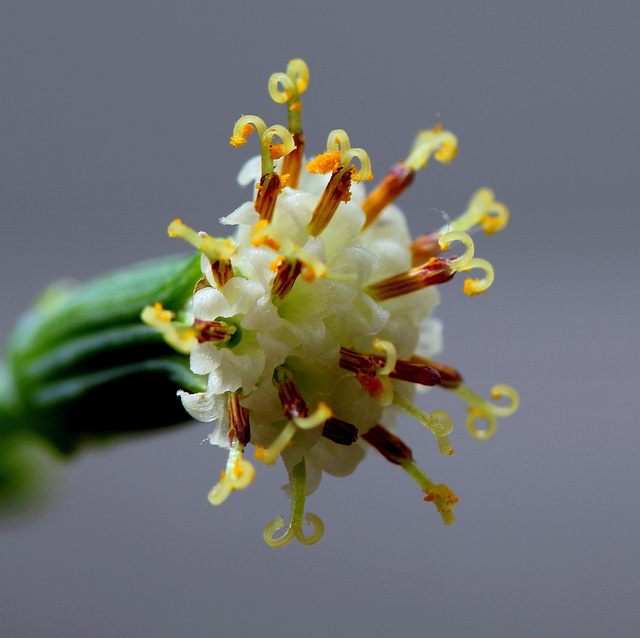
1 2 638 637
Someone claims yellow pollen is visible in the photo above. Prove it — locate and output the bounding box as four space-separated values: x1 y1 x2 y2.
270 256 284 271
290 100 302 112
230 123 255 147
254 446 265 461
306 151 341 174
220 470 226 480
269 143 285 160
424 484 459 512
434 141 457 164
463 278 485 296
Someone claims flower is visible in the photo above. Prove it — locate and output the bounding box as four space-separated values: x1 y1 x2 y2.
142 59 518 547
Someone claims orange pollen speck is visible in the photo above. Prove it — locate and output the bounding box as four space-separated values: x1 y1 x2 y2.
269 144 285 160
463 279 485 297
306 151 341 174
270 256 284 272
254 446 265 461
290 100 302 112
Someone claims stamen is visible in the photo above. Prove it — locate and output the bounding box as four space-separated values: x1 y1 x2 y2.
393 392 455 456
141 303 197 354
306 130 372 236
366 258 455 301
228 391 251 446
256 369 332 465
409 355 463 388
231 115 296 221
194 319 236 344
410 191 509 266
263 458 324 547
452 383 520 440
256 403 332 466
275 367 308 419
269 59 309 188
362 424 457 524
362 162 415 229
400 458 458 525
362 125 458 229
207 441 256 505
271 258 303 299
168 219 235 266
361 424 413 465
321 417 358 445
339 347 441 387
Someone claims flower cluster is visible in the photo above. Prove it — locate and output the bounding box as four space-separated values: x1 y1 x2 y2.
142 59 518 547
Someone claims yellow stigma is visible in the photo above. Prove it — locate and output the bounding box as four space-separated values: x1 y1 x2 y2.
452 383 520 439
141 303 197 355
168 219 235 264
405 126 458 171
462 258 495 296
208 445 256 505
424 483 459 525
230 122 255 147
443 188 510 236
268 58 309 134
231 115 296 177
307 129 373 182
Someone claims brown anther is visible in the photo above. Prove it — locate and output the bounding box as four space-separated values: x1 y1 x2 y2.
281 131 305 189
409 355 463 388
339 347 441 387
366 258 454 301
362 162 415 229
255 173 286 222
322 417 358 446
274 368 308 419
410 232 441 266
361 424 413 465
271 258 303 299
307 167 353 236
194 319 235 344
194 276 211 293
210 259 234 288
228 392 251 446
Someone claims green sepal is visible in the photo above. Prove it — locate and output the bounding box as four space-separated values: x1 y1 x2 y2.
2 252 206 457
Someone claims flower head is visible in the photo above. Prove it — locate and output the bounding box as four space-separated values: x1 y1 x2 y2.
142 59 518 547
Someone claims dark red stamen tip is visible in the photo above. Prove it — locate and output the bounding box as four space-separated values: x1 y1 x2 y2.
361 424 413 464
322 417 358 445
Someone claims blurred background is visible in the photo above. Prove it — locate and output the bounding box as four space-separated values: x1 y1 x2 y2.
1 1 638 636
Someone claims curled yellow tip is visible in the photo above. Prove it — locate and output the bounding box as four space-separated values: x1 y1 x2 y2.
462 257 494 295
454 382 518 439
293 402 332 430
310 129 372 182
263 457 324 548
446 189 510 235
208 456 256 505
373 339 397 376
489 384 520 416
406 126 458 171
141 304 196 354
438 230 475 271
